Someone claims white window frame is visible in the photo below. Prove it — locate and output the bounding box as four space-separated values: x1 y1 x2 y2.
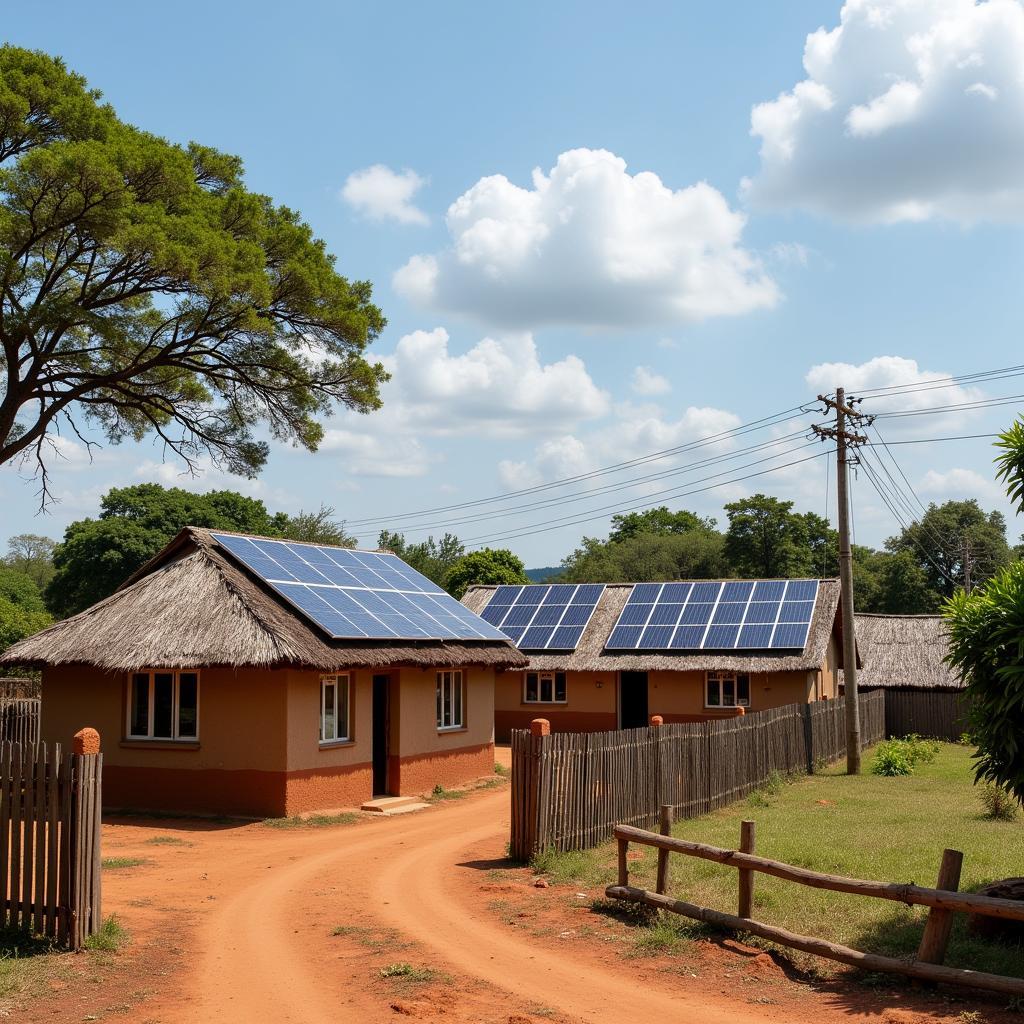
705 671 750 709
436 670 465 731
320 674 351 744
126 670 200 741
523 671 567 705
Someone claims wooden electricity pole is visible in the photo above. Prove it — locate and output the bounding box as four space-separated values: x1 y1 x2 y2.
813 388 869 775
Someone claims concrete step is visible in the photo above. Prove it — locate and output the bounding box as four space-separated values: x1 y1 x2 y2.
360 795 430 815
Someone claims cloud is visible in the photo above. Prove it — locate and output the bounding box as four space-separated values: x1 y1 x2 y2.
744 0 1024 223
318 430 437 478
919 466 1000 498
340 164 428 225
499 435 591 491
394 148 778 329
631 366 672 396
805 355 983 426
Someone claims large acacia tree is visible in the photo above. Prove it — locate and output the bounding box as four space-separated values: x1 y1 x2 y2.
0 47 387 499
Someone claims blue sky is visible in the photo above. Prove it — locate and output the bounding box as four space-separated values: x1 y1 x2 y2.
3 0 1024 566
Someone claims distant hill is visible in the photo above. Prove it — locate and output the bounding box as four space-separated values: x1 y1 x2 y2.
526 566 562 583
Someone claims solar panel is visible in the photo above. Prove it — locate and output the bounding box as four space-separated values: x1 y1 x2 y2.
211 533 508 642
480 583 605 650
605 580 819 652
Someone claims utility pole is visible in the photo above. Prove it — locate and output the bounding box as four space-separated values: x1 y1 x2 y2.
813 388 870 775
961 537 973 594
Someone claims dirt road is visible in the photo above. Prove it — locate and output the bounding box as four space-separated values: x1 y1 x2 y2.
40 785 991 1024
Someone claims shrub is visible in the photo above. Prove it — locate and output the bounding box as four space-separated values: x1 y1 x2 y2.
84 916 128 952
871 736 940 777
979 782 1019 821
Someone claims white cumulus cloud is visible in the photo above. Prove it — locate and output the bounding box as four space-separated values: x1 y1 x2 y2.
919 466 1000 498
631 366 672 396
341 164 428 225
744 0 1024 223
394 148 778 329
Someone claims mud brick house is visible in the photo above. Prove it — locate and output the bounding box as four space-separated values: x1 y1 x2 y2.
2 528 526 817
462 579 848 742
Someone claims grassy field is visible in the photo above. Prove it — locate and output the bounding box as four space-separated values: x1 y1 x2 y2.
533 743 1024 979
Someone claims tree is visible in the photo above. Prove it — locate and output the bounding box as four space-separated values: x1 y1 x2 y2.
278 506 355 547
0 565 52 652
445 548 530 599
561 530 727 583
723 494 819 578
855 548 939 614
0 47 387 501
377 531 465 589
886 499 1011 601
46 482 287 616
608 507 716 543
4 533 57 590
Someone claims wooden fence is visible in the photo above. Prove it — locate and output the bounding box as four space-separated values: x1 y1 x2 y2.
0 698 41 746
879 689 971 742
510 692 885 859
608 819 1024 998
0 741 103 949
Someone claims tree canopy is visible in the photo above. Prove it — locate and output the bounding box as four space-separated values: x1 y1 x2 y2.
377 531 465 590
4 533 56 591
723 494 832 579
445 548 531 599
0 46 387 501
0 564 52 653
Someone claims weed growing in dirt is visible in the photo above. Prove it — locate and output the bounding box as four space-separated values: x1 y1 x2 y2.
378 963 439 982
144 836 192 847
101 857 148 870
0 928 66 1001
85 916 129 953
530 847 616 888
494 762 507 775
429 784 466 801
262 812 359 829
332 924 410 951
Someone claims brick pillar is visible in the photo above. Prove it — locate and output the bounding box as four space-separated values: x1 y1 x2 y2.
650 714 664 726
530 718 550 737
73 727 100 754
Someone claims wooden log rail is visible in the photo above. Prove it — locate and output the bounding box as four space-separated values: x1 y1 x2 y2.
606 818 1024 998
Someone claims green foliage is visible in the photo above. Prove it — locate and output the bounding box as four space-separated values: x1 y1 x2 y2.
0 566 52 652
101 856 148 869
377 963 438 982
608 507 716 543
3 534 56 591
84 915 128 952
886 499 1010 601
0 45 386 495
871 735 939 777
45 483 288 616
979 782 1019 822
377 531 465 589
994 417 1024 510
277 505 354 546
262 812 358 828
945 560 1024 803
444 547 530 599
561 529 727 584
723 494 832 578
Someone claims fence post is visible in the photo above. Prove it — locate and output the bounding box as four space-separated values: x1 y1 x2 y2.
67 728 102 950
528 720 549 860
656 804 673 896
916 848 964 967
802 703 814 773
738 820 756 918
617 834 629 888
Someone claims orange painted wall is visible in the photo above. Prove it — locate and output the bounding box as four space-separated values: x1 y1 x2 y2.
396 742 494 795
494 668 617 740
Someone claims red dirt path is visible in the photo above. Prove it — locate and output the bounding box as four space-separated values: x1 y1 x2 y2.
16 784 1004 1024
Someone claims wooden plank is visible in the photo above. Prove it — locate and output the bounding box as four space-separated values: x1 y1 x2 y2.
9 743 22 929
57 752 73 947
738 820 755 919
45 745 60 939
20 740 33 928
0 741 10 929
613 825 1024 922
917 848 963 967
93 752 102 933
617 836 629 888
33 742 47 935
607 884 1024 999
655 804 672 896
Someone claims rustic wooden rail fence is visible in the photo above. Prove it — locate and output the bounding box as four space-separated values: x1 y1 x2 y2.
510 692 885 859
0 735 102 949
607 818 1024 998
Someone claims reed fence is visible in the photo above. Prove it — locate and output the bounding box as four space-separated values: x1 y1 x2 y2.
880 689 971 742
0 740 102 949
510 692 884 859
608 819 1024 998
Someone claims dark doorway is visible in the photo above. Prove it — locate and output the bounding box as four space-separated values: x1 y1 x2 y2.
372 674 390 795
620 672 649 729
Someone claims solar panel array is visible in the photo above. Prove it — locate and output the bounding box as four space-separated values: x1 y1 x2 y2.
479 584 606 650
211 533 508 642
605 579 820 651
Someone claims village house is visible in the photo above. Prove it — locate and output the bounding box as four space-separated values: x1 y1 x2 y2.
462 579 848 742
1 528 526 818
845 613 956 692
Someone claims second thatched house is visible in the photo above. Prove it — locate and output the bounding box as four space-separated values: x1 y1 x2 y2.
1 528 526 817
845 613 957 691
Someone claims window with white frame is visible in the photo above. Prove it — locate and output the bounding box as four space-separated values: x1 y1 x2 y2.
320 674 351 743
524 671 567 704
436 670 464 730
127 670 199 740
705 671 750 709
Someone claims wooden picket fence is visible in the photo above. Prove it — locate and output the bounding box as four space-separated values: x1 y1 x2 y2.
510 692 885 859
0 698 41 747
0 742 102 949
881 689 971 742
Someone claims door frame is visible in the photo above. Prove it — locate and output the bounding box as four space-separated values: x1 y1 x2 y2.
618 671 649 729
372 673 391 796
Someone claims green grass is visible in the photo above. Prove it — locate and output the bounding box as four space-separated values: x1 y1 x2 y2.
101 856 148 870
144 835 193 847
0 927 64 1001
428 784 467 802
262 812 359 829
84 915 129 952
377 962 441 983
534 744 1024 979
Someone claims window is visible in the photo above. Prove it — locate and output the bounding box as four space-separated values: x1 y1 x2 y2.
127 670 199 740
524 672 567 704
705 671 750 709
320 675 351 743
436 670 464 730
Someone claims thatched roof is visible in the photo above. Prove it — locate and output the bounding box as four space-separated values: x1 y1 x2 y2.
1 528 527 673
461 580 845 673
846 613 959 690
